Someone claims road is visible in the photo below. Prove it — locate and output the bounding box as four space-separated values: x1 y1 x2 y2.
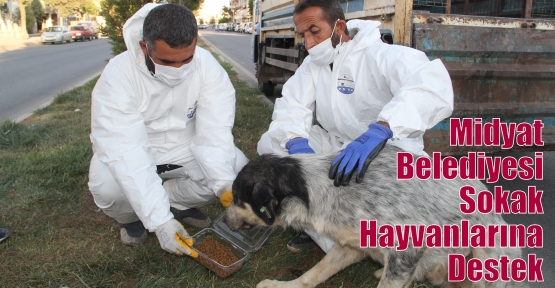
199 29 283 101
202 28 554 286
0 38 112 122
199 29 256 75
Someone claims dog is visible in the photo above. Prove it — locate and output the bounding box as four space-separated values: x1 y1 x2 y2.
224 145 527 288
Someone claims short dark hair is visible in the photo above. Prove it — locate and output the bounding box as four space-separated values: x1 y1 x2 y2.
143 4 197 49
294 0 345 30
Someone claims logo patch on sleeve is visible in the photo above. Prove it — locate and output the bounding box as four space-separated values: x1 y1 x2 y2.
187 102 197 119
337 74 355 94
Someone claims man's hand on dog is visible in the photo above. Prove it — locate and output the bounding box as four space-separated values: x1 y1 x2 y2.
286 138 315 154
329 122 392 187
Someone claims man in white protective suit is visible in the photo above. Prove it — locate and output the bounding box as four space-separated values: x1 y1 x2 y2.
257 0 454 253
88 3 248 256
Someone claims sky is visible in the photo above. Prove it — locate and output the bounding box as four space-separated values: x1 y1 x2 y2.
199 0 230 16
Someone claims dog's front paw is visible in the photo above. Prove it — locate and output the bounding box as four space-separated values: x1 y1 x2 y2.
256 279 288 288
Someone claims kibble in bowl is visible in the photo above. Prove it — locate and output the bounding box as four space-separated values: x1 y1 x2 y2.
192 228 249 278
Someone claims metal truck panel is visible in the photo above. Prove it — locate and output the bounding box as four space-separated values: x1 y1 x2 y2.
262 5 295 21
412 11 555 29
260 0 294 12
413 12 555 154
340 0 366 13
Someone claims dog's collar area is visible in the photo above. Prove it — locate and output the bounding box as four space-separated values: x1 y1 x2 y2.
260 206 272 218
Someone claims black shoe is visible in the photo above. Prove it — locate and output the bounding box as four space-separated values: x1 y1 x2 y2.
120 220 147 246
0 228 9 243
287 232 315 253
171 207 212 229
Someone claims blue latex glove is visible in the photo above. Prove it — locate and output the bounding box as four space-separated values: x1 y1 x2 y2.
285 138 315 154
329 123 393 186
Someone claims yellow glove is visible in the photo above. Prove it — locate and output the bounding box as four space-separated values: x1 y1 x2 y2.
155 219 198 258
220 190 233 209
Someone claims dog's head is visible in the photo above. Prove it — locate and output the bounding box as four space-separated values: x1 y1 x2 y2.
224 154 309 231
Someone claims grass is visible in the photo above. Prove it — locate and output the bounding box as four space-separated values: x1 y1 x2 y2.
0 39 419 287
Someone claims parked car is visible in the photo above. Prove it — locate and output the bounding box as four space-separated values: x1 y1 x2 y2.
244 22 253 34
216 23 226 31
41 26 72 44
69 25 93 41
198 24 208 29
226 23 232 31
76 21 99 39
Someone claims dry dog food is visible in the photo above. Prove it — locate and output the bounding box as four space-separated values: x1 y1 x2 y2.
195 236 242 278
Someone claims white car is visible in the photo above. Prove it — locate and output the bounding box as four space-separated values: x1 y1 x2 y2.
217 23 227 31
41 26 72 44
244 22 253 34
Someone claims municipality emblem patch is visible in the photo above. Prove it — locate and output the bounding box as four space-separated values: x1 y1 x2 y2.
337 74 355 94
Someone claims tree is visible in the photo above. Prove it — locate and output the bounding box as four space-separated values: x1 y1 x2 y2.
198 18 203 24
1 2 12 21
99 0 147 56
169 0 203 12
100 0 204 56
209 16 215 24
29 0 44 30
14 6 34 33
17 0 27 36
44 0 99 22
248 0 253 18
218 5 232 23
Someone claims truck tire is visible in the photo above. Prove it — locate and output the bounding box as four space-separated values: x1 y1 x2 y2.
259 82 275 97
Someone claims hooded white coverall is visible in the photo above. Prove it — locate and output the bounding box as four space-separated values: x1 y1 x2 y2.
258 20 454 252
88 3 248 232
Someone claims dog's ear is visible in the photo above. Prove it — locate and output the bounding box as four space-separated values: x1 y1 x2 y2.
251 182 279 225
231 170 255 204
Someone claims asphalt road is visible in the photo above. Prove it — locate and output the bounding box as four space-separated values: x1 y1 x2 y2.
201 28 554 286
199 29 283 101
199 29 256 75
0 38 112 122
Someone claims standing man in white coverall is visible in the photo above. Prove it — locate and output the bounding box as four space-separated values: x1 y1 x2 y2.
257 0 454 253
88 3 248 256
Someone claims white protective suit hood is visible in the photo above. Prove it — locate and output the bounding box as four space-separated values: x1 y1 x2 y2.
123 3 161 78
90 3 242 231
258 19 453 157
345 19 382 53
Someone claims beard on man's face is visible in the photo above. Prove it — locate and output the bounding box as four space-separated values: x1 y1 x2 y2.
145 53 155 74
331 32 341 48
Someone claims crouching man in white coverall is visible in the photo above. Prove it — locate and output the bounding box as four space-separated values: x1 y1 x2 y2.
88 3 248 256
257 0 454 253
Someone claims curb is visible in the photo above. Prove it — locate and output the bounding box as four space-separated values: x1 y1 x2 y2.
198 34 274 107
0 37 42 53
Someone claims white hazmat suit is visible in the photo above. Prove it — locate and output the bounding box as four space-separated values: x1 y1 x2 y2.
258 19 454 252
88 3 248 232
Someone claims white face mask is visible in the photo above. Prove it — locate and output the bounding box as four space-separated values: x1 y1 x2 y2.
308 20 342 66
147 46 193 87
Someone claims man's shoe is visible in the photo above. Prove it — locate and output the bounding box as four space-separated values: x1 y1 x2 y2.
0 228 9 243
120 220 147 246
287 232 315 253
171 207 212 229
